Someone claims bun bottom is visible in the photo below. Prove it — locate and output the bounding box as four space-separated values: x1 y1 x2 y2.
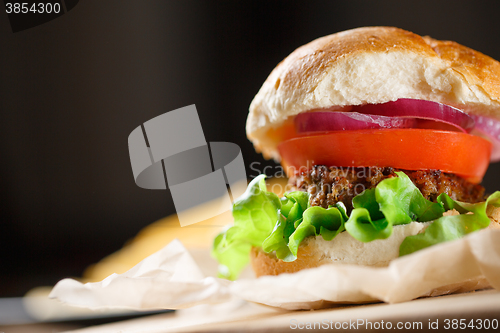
251 222 430 276
250 222 493 297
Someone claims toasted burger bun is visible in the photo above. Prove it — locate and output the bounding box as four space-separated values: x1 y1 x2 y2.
251 222 431 276
250 208 500 295
247 26 500 160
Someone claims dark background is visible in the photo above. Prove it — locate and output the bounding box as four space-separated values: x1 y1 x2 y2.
2 0 500 297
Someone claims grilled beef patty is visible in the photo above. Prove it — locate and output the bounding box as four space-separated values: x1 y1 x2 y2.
290 166 485 211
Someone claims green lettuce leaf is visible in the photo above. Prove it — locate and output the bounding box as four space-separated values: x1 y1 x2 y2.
212 172 499 280
261 214 295 261
261 191 309 262
212 232 251 280
211 175 280 279
400 191 500 256
375 172 445 224
345 188 390 242
352 188 384 220
437 192 469 214
288 206 345 256
345 208 391 242
345 172 445 242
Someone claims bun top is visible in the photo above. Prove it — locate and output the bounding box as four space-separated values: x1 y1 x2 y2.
247 27 500 160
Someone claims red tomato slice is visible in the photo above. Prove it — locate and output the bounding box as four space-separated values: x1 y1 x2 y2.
278 129 491 184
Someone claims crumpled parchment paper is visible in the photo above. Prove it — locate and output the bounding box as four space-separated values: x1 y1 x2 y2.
50 229 500 310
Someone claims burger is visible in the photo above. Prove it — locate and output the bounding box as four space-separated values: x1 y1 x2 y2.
212 27 500 294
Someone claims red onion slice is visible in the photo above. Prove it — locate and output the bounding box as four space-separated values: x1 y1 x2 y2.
471 115 500 162
295 112 416 133
354 99 475 133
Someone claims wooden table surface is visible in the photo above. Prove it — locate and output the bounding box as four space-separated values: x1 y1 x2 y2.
65 289 500 332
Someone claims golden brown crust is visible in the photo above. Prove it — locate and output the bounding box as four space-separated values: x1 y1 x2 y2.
423 36 500 107
270 27 435 100
250 241 323 277
247 27 500 160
